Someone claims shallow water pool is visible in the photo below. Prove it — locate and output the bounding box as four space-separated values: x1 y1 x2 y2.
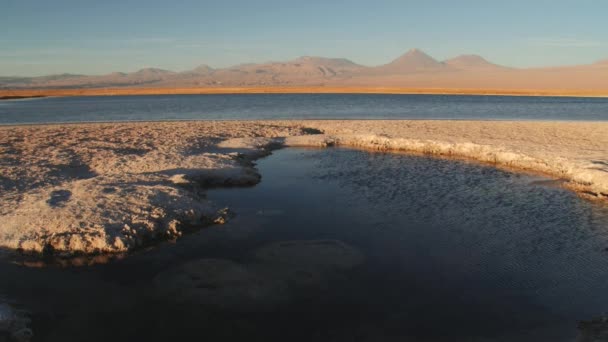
2 148 608 341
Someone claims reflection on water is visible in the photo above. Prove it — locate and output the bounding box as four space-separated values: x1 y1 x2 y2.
1 148 608 341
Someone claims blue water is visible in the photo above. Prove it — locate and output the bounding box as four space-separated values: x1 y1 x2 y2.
1 94 608 124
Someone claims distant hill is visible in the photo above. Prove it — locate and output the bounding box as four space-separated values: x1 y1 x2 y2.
189 65 214 74
372 49 447 74
443 54 505 70
2 49 607 90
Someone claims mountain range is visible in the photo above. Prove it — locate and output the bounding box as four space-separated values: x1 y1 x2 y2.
2 49 608 90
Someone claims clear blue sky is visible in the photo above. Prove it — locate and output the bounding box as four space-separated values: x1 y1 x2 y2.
2 0 607 76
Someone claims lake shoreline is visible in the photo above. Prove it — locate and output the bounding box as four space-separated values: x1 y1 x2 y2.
2 86 608 99
0 120 607 257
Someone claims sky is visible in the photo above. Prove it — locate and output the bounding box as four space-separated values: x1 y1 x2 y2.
1 0 608 76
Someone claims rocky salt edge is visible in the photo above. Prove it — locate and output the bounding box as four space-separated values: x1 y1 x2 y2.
284 133 608 198
0 120 606 257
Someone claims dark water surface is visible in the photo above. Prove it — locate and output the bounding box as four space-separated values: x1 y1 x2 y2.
1 94 608 124
2 148 608 341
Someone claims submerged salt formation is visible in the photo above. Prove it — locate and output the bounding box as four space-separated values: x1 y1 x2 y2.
0 120 606 256
154 258 291 312
153 240 365 311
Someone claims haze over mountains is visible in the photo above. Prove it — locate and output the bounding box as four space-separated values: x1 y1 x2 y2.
2 49 607 90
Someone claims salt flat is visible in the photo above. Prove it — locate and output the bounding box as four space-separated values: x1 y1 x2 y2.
1 120 606 256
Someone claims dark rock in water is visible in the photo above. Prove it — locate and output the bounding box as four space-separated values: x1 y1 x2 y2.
577 317 608 342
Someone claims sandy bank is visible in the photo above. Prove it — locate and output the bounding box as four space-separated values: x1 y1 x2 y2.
0 95 46 101
0 120 606 256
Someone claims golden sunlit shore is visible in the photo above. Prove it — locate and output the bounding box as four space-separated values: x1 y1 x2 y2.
1 120 606 257
2 86 608 99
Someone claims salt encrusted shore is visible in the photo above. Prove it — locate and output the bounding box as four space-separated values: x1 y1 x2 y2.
1 120 606 256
